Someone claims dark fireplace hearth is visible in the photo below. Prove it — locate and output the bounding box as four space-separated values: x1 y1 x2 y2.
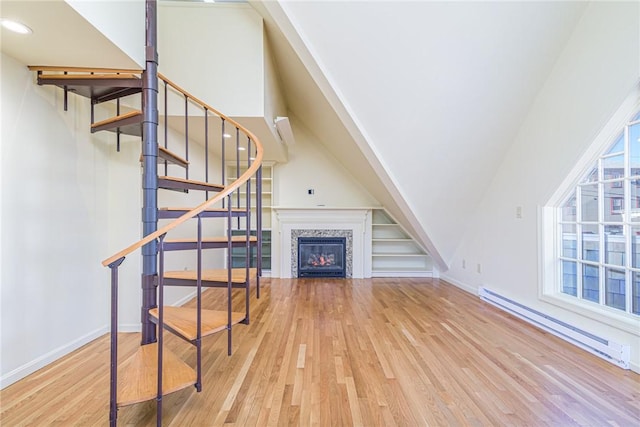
298 237 346 278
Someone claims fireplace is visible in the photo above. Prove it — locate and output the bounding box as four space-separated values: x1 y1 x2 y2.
298 237 346 278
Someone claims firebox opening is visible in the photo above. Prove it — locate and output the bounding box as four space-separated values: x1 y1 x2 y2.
298 237 346 278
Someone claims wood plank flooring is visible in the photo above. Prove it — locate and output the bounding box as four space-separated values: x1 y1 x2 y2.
2 278 639 426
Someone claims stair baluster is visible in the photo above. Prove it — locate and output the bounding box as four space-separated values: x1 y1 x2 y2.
108 257 125 427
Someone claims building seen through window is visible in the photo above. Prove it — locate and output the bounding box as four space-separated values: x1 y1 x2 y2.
559 111 640 315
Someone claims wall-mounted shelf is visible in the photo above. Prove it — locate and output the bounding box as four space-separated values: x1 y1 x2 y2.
371 209 433 277
227 162 274 271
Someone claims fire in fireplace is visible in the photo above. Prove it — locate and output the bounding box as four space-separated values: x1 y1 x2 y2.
298 237 346 278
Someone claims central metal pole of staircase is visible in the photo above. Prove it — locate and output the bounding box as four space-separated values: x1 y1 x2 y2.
141 0 159 345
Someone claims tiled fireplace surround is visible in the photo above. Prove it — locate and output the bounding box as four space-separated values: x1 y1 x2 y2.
272 208 372 279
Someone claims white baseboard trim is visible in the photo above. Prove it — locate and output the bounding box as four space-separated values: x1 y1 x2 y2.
118 290 197 333
479 287 631 370
174 290 197 307
1 326 108 389
439 274 478 295
119 323 142 333
372 270 434 278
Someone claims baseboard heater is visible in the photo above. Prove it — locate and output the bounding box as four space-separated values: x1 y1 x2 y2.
478 287 630 369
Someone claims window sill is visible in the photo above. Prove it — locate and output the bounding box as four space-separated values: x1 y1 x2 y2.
539 292 640 337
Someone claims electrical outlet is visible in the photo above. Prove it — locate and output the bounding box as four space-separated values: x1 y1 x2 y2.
477 263 482 273
516 206 522 219
462 259 466 269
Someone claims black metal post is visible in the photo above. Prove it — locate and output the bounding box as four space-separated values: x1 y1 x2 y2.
116 98 121 152
109 257 125 427
245 138 251 322
141 0 159 345
196 215 203 392
156 234 166 427
256 164 262 299
204 108 209 200
221 119 226 209
164 81 168 176
184 95 189 180
63 71 68 111
227 195 233 356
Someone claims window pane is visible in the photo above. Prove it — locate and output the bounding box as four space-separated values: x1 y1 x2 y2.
582 166 598 183
630 123 640 176
562 194 576 222
562 224 576 258
632 226 640 268
556 110 640 317
604 182 624 222
562 261 577 296
633 272 640 315
604 225 624 266
605 268 625 311
605 133 624 155
630 179 640 222
582 224 599 262
602 154 624 181
582 264 599 303
580 184 598 221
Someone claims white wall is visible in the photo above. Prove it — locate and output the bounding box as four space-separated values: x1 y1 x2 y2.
270 117 379 278
158 2 264 117
263 30 288 143
1 53 111 387
66 0 146 67
443 2 640 370
277 1 587 267
0 1 266 388
274 116 378 209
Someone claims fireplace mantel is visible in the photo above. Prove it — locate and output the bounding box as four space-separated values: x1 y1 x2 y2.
272 207 373 278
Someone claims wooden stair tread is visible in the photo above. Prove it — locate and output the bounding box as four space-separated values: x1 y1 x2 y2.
159 146 189 167
160 207 246 213
165 236 258 244
139 147 189 168
38 73 140 80
164 268 257 284
34 70 142 102
159 176 224 192
117 343 196 407
28 65 143 73
158 206 247 219
91 110 142 129
149 307 246 341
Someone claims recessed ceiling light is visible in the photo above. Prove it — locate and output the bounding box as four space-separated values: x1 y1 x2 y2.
238 147 246 151
0 19 32 35
223 133 231 139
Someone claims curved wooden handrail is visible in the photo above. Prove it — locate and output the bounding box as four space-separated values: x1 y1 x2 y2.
101 74 264 267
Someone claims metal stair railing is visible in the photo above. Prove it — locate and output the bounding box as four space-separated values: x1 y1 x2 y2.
104 74 264 426
27 65 264 426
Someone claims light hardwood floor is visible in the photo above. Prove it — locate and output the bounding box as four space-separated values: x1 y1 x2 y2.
2 278 639 426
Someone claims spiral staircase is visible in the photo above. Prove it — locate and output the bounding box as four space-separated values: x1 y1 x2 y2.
29 65 264 426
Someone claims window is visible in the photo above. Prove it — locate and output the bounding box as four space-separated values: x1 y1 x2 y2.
558 110 640 316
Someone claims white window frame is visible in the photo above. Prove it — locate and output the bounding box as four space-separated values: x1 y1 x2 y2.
539 86 640 337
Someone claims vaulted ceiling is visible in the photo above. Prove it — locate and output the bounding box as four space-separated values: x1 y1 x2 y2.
1 0 591 269
250 1 588 268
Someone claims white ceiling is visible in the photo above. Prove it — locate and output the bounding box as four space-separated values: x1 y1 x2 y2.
0 1 140 69
252 0 589 267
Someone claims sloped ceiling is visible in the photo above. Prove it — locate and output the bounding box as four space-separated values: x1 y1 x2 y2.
2 0 590 270
0 1 141 69
251 0 588 269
